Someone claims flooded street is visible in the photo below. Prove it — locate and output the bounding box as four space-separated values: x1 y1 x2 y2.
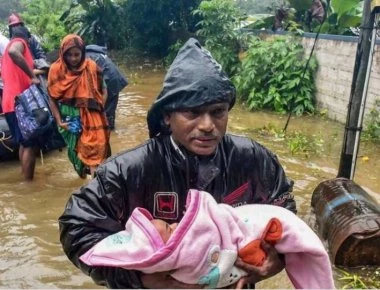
0 60 379 288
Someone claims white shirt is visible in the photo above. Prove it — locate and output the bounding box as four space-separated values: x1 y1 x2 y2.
0 33 10 56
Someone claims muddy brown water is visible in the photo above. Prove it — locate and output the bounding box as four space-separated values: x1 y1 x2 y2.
0 61 379 288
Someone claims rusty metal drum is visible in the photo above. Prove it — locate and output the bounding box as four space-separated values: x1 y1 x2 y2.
311 177 380 267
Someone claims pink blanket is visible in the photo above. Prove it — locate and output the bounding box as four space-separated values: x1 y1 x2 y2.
80 190 334 289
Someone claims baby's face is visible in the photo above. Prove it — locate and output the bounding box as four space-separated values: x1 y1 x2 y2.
151 219 178 243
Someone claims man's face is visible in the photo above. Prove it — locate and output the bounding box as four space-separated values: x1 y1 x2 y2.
164 102 229 156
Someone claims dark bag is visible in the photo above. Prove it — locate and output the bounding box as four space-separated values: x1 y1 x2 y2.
0 114 19 161
40 123 66 153
36 74 66 153
14 84 53 141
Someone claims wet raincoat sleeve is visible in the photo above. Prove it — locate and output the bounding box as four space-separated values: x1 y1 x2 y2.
222 135 296 213
29 35 46 60
85 45 128 97
58 171 143 288
252 140 296 213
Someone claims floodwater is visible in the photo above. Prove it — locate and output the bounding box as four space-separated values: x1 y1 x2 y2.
0 59 379 289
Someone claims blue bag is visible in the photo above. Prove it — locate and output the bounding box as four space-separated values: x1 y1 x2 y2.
14 84 54 141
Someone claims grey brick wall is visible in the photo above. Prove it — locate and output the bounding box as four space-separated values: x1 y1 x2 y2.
301 34 379 124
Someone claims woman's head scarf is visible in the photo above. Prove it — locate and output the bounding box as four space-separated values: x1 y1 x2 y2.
147 38 236 138
59 34 86 67
47 34 104 110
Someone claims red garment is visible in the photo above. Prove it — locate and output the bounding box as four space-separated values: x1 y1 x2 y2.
1 38 33 113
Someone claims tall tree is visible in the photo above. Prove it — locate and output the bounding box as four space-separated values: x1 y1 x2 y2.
123 0 201 56
20 0 70 51
61 0 129 49
195 0 243 75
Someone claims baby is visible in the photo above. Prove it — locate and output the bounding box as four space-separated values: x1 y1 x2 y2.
80 189 335 289
150 219 178 243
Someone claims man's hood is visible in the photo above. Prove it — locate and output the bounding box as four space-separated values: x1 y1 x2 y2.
147 38 236 138
85 44 107 55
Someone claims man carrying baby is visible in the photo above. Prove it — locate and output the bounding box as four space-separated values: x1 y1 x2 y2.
58 38 296 288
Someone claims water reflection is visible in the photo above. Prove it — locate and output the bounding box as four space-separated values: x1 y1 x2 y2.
0 60 378 288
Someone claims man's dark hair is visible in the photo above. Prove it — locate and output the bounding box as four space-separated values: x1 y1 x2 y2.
10 26 30 41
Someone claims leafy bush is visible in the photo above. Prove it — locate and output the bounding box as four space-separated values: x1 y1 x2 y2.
20 0 70 51
61 0 129 50
123 0 201 57
337 267 380 289
254 124 324 156
286 131 324 156
194 0 244 76
249 0 363 35
234 36 318 115
163 39 186 68
318 0 363 35
362 99 380 142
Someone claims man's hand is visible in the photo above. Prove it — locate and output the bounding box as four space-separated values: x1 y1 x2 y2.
141 271 204 289
33 68 46 76
234 240 285 289
31 76 40 84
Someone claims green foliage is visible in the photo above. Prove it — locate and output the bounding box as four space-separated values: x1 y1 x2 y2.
123 0 171 56
61 0 129 49
163 39 186 68
319 0 363 35
256 123 287 142
287 0 311 12
194 0 243 76
6 0 203 55
234 36 317 115
256 124 324 156
235 0 284 14
337 268 380 289
339 270 367 289
244 14 276 30
362 99 380 142
286 131 324 156
20 0 70 51
244 0 363 35
123 0 201 57
287 0 363 34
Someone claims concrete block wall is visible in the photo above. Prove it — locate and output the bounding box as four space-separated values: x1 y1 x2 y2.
301 34 379 124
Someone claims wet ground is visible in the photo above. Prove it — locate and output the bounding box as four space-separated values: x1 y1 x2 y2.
0 60 379 288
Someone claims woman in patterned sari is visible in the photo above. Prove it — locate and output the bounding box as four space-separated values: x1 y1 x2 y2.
48 34 110 178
